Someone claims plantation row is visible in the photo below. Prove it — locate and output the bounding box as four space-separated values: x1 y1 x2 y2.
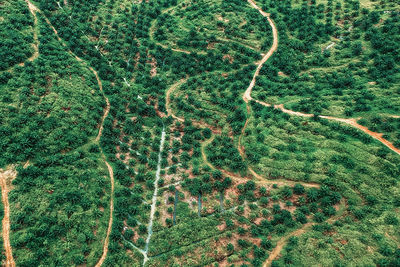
0 0 398 266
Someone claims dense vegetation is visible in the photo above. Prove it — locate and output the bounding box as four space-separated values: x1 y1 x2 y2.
359 115 400 146
0 0 34 71
152 0 272 52
0 0 399 266
253 0 400 118
148 181 344 266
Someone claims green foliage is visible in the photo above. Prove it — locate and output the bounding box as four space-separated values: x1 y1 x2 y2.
2 0 400 265
10 150 110 266
148 217 220 256
207 136 246 172
253 0 400 117
0 0 34 71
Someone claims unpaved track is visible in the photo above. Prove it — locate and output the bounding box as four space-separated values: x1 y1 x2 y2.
263 199 347 267
241 0 400 159
33 0 110 142
263 222 313 267
243 0 278 104
320 116 400 155
201 135 319 188
95 159 114 267
165 79 186 122
16 1 397 266
92 66 111 142
240 2 394 264
388 115 400 119
25 1 114 265
0 167 17 267
24 0 39 65
248 167 319 188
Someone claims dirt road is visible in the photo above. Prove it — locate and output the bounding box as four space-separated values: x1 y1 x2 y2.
243 0 278 103
17 1 399 266
91 66 110 142
263 199 346 267
24 0 39 65
241 0 400 159
201 135 319 188
165 79 186 122
263 222 313 267
95 160 114 267
0 167 17 267
24 1 115 265
320 116 400 155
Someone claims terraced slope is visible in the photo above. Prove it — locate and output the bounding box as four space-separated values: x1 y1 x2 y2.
0 0 399 266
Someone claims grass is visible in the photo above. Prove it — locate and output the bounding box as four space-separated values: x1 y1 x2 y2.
359 0 400 10
241 103 400 265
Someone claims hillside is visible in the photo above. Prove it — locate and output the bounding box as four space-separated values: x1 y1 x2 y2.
0 0 399 266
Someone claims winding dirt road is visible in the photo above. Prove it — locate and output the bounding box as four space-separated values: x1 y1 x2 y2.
263 222 313 267
243 0 278 104
165 79 186 122
263 199 347 267
92 66 111 142
320 116 400 154
201 135 319 188
0 167 16 267
24 1 115 265
29 0 110 143
24 0 39 65
241 0 400 160
15 1 398 266
242 0 400 155
95 159 114 267
241 1 393 265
